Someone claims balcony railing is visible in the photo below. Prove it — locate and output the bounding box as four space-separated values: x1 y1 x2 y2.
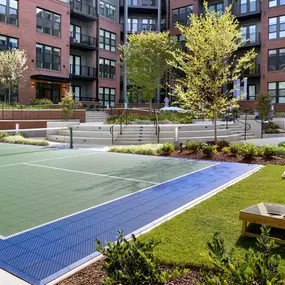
243 63 261 77
70 0 97 19
242 32 261 47
120 0 157 7
233 0 261 17
123 23 157 33
70 64 97 79
70 32 97 50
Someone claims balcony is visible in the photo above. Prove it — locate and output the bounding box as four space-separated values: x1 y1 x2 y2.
120 0 159 12
233 0 261 20
240 32 261 48
122 22 157 34
243 63 261 78
70 32 97 51
70 64 97 80
70 0 97 22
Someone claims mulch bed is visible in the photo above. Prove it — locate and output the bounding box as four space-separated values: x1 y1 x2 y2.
166 150 285 165
59 259 203 285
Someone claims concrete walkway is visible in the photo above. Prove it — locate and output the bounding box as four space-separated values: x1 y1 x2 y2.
242 136 285 146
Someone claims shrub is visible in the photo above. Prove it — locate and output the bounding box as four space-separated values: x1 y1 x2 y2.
96 231 184 285
202 144 217 157
109 144 164 156
263 145 277 158
207 140 230 151
239 142 258 160
161 142 175 154
31 98 53 105
0 135 49 146
229 143 241 156
275 147 285 158
221 146 230 154
278 142 285 148
198 226 283 285
268 121 280 130
0 132 9 139
185 140 202 153
59 91 82 120
264 129 281 134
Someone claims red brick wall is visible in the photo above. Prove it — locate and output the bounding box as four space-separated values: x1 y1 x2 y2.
0 121 47 130
0 110 86 122
239 100 285 112
260 0 285 92
99 17 121 104
0 0 70 103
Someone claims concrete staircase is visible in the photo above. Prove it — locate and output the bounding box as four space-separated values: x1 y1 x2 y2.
86 111 109 123
46 122 255 146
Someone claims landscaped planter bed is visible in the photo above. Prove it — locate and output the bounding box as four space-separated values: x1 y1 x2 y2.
59 259 202 285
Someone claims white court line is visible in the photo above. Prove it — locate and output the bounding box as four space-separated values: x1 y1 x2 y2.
0 151 96 169
1 162 218 240
23 163 158 185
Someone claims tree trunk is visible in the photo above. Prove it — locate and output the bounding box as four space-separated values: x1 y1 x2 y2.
214 115 217 144
8 89 11 105
149 99 152 118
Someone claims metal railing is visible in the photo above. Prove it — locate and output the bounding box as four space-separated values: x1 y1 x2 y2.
154 109 160 143
70 0 97 17
109 109 128 145
70 64 97 78
242 31 261 46
70 32 96 48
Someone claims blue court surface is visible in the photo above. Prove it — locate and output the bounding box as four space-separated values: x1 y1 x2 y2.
0 144 261 285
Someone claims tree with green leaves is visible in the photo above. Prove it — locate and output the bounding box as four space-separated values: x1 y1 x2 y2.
0 49 27 104
170 3 257 142
120 32 177 114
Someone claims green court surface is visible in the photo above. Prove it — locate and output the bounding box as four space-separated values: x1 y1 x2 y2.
0 144 214 237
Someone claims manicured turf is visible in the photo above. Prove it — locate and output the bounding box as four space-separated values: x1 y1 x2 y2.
142 165 285 272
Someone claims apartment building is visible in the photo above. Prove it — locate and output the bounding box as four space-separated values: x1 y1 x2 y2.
0 0 120 107
119 0 167 104
167 0 285 110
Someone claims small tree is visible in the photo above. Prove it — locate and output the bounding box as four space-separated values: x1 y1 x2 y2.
0 49 27 104
170 3 257 143
256 92 273 138
60 91 81 120
120 32 177 114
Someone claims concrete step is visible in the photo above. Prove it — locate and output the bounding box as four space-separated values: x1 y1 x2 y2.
47 135 112 145
58 130 112 138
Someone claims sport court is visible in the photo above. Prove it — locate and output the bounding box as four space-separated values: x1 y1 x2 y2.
0 143 261 284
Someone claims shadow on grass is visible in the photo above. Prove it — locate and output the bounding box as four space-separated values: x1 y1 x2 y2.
235 223 285 258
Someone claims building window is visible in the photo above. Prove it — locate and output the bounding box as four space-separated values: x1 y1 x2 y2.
172 5 193 27
71 86 81 101
0 35 18 51
99 58 116 79
36 44 61 71
209 2 223 14
100 29 116 52
268 48 285 71
99 1 116 21
240 0 257 14
99 87 115 107
269 16 285 39
268 81 285 103
269 0 285 7
0 0 18 26
36 83 61 103
36 8 61 37
248 85 256 100
241 25 257 43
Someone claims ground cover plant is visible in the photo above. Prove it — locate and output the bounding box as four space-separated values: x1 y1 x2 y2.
0 132 48 146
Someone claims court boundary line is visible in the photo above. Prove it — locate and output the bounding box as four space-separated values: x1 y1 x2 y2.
0 161 219 240
45 164 263 285
23 163 159 185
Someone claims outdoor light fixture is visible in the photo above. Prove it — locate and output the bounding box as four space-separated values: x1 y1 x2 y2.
31 83 35 87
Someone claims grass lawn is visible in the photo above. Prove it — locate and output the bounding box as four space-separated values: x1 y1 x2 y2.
141 165 285 272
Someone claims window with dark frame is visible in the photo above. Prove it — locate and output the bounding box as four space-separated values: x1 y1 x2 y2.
240 0 257 14
0 0 18 26
208 2 223 14
36 8 61 37
269 15 285 39
268 81 285 103
269 0 285 7
99 29 116 52
99 58 116 79
268 48 285 71
99 1 116 21
248 85 256 100
172 5 193 27
99 87 115 107
36 83 60 103
36 44 61 71
0 35 18 51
